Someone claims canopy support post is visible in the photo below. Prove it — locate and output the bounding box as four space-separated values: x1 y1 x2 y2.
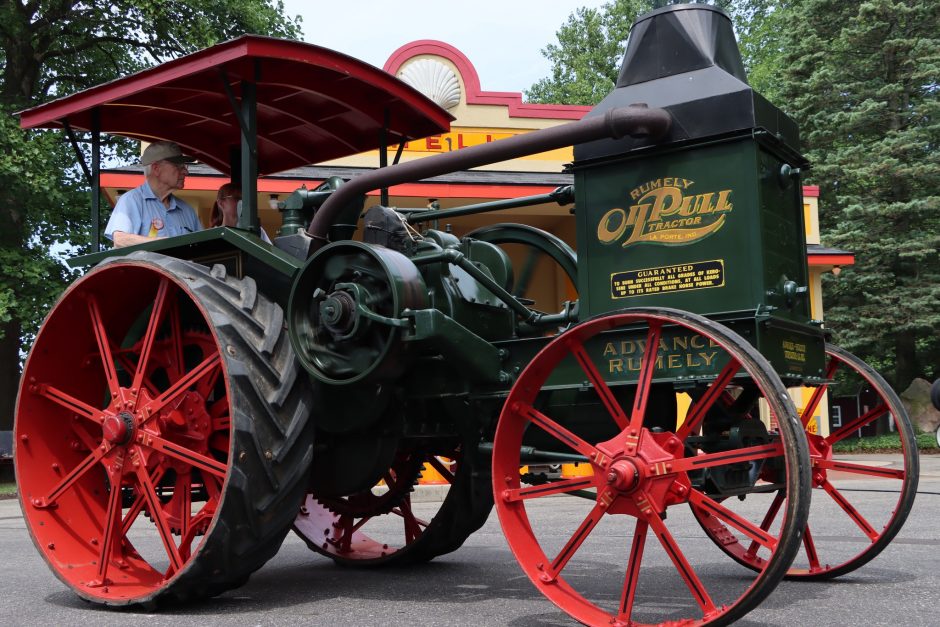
91 110 101 252
238 77 258 231
220 66 259 233
380 108 389 206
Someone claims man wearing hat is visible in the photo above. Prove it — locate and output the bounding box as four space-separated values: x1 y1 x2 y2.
105 140 203 247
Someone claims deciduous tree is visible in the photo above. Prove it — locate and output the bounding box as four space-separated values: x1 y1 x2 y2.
0 1 302 430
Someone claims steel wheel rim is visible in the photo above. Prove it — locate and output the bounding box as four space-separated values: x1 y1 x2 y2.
693 344 919 579
492 309 808 626
15 263 231 603
294 448 459 565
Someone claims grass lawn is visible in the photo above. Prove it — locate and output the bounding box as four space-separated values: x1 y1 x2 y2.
831 431 938 454
0 481 17 497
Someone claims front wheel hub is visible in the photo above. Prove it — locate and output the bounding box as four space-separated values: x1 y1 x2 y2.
606 459 640 492
102 411 134 445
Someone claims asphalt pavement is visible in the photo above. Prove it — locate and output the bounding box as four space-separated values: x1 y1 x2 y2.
2 454 938 626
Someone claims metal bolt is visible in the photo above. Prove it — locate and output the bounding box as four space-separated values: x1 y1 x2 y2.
47 543 54 550
91 538 99 546
239 451 247 462
264 450 273 460
20 434 28 443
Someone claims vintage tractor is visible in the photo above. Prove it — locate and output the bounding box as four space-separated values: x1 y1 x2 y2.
13 5 918 625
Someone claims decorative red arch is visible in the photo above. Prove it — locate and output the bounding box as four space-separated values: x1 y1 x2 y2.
383 40 592 121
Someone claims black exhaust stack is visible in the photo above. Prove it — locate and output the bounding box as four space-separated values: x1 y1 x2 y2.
575 3 800 162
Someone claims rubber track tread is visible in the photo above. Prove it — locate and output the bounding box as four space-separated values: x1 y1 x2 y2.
100 252 315 607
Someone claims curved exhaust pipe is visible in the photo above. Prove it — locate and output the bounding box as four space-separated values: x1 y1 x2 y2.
305 104 671 252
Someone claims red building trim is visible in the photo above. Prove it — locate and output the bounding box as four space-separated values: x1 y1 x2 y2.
101 172 557 203
808 254 855 266
383 40 592 120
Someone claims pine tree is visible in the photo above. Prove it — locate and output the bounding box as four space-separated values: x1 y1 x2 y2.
780 0 940 389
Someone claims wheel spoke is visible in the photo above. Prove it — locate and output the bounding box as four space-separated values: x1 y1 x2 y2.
647 509 717 616
675 359 741 441
397 497 424 544
628 322 662 432
175 470 193 539
826 403 888 444
142 352 221 417
36 384 103 424
196 363 223 400
802 524 822 571
617 518 649 623
820 479 879 541
511 401 599 459
167 297 185 382
687 490 778 551
545 496 610 580
142 432 229 479
815 458 905 480
746 490 785 558
34 446 109 508
134 460 184 573
71 418 100 451
670 442 782 474
87 297 120 398
801 357 841 428
93 461 126 585
570 339 628 430
122 466 168 536
116 353 160 397
426 456 456 484
504 477 597 503
131 278 172 396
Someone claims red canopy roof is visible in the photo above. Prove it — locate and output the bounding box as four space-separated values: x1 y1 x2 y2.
17 35 453 176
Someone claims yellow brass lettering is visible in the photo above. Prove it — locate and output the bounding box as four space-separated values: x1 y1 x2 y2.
598 208 628 244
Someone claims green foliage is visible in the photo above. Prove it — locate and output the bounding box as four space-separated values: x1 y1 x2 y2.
526 1 785 105
779 0 940 388
831 432 938 453
0 1 303 428
526 0 653 105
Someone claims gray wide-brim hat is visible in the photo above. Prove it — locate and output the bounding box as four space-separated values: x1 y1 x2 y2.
140 141 196 166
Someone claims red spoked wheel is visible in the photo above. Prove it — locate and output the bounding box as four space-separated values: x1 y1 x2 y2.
492 307 810 626
294 442 491 566
693 344 918 579
14 252 314 606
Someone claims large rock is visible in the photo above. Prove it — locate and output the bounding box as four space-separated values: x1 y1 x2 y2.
900 378 940 433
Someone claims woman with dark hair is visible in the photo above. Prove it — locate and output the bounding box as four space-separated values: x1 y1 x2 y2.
212 182 272 243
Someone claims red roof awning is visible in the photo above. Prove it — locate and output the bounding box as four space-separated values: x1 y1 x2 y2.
17 35 453 176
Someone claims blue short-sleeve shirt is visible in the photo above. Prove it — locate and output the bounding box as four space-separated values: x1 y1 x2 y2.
105 182 202 241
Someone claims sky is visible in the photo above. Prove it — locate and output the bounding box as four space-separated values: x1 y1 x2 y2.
279 0 612 94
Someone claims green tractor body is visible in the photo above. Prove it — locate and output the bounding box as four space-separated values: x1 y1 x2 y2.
13 5 917 625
